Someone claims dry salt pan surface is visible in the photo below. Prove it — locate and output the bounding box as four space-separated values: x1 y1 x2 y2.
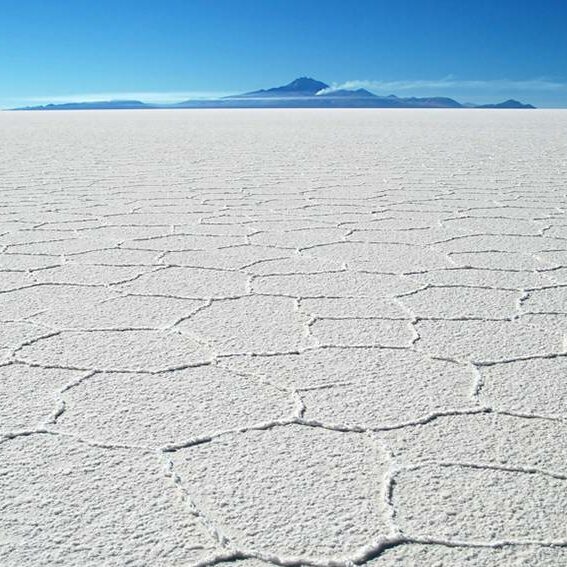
1 109 567 566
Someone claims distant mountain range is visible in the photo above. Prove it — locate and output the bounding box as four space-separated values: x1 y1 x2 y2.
14 77 536 110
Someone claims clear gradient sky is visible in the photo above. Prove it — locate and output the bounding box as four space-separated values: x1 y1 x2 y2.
1 0 566 108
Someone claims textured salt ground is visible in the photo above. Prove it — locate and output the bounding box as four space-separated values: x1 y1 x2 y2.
1 109 567 566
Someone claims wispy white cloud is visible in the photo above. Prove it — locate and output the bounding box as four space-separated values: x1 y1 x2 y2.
317 77 567 95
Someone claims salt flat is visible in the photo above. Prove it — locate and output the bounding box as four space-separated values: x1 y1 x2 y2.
1 109 567 566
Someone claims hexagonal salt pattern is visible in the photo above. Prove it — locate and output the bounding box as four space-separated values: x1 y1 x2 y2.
54 366 295 447
378 413 567 474
1 109 567 566
392 464 567 542
176 295 311 354
478 357 567 418
16 330 213 372
169 425 392 561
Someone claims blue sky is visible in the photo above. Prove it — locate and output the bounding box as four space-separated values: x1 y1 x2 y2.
1 0 566 108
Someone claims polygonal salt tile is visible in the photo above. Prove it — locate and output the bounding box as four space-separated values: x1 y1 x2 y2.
9 238 115 255
173 222 253 236
249 228 347 249
0 230 72 246
252 272 419 297
0 365 83 430
245 254 344 275
56 366 294 447
105 212 205 225
37 219 105 231
519 312 567 335
301 352 474 428
522 286 567 313
534 250 567 266
128 233 245 251
379 413 567 474
302 205 370 218
393 464 567 541
300 297 409 318
32 264 147 285
0 254 61 272
384 202 449 213
74 225 173 242
69 247 161 265
372 210 450 222
0 435 217 565
543 267 567 285
479 357 567 418
544 225 567 239
170 425 390 560
0 221 38 233
449 251 553 270
32 294 205 331
399 287 519 319
459 207 558 220
118 266 248 298
305 241 454 273
201 213 255 225
17 330 212 372
310 318 415 347
432 234 566 254
407 268 553 290
0 271 35 292
14 212 94 224
177 295 308 353
312 212 383 224
415 319 563 362
0 284 116 321
346 227 453 246
441 217 546 236
201 197 252 208
349 217 433 231
162 245 285 270
248 219 332 232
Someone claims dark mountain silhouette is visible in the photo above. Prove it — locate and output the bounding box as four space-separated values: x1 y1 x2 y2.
402 96 463 108
476 99 535 109
230 77 329 98
13 78 536 110
16 100 152 110
318 88 377 98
